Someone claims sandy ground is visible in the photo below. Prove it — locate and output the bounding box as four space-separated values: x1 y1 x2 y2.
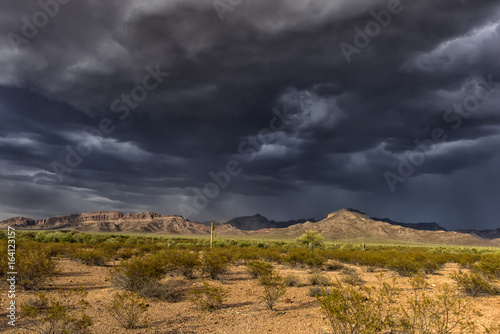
1 258 499 333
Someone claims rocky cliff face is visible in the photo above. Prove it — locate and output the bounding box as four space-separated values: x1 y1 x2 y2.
1 216 36 228
0 211 208 234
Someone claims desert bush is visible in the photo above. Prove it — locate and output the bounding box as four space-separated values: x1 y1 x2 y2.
324 260 345 271
472 255 500 279
110 254 167 292
296 231 325 248
309 272 331 286
388 257 424 277
116 247 139 260
309 286 332 297
70 248 111 266
107 291 148 329
258 248 284 263
451 271 498 296
137 281 184 303
246 260 274 278
284 248 326 268
169 250 201 279
341 267 364 286
316 280 398 334
189 281 229 311
284 275 302 287
365 266 377 273
259 271 287 311
17 243 58 290
399 274 481 333
202 251 229 279
21 287 92 334
317 274 487 334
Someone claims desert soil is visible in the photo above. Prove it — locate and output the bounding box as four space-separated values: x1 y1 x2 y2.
1 258 499 333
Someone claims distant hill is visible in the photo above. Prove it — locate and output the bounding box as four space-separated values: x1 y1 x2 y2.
249 209 498 246
457 228 500 240
1 209 498 246
198 214 317 230
372 217 447 231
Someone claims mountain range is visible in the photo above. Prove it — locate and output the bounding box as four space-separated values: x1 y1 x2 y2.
1 209 499 246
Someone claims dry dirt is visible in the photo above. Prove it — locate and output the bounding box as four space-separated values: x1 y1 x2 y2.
1 258 499 333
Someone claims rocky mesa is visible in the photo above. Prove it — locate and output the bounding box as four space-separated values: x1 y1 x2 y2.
0 211 210 234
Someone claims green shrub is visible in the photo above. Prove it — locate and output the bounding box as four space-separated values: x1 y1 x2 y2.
107 291 148 329
189 281 228 311
296 231 325 248
110 254 167 292
400 274 481 333
285 249 325 268
473 255 500 279
246 260 274 278
202 251 229 279
21 287 92 334
451 271 498 296
170 250 201 279
388 257 423 277
70 248 111 266
17 243 58 290
259 271 287 311
317 281 395 334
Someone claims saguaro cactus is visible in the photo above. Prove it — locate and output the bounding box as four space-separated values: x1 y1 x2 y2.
210 222 216 249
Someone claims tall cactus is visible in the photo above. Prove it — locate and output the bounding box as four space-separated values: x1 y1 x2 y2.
210 222 216 249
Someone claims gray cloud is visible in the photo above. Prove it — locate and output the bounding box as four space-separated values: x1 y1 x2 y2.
0 0 499 229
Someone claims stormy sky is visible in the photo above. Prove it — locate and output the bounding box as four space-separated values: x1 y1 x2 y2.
1 0 500 230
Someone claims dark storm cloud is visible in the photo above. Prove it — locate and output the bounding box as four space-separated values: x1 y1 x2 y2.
0 0 499 229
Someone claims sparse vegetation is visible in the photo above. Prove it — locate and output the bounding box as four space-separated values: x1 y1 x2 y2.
324 259 345 271
246 260 274 278
341 266 364 286
17 243 58 290
170 250 201 279
107 291 149 329
284 274 302 287
309 271 331 286
110 254 167 292
451 271 499 296
69 248 111 266
317 274 487 334
1 231 499 332
21 287 92 334
137 281 184 302
259 271 287 311
189 281 229 311
201 251 229 279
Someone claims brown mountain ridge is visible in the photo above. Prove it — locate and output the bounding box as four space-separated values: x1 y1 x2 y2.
1 209 499 246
